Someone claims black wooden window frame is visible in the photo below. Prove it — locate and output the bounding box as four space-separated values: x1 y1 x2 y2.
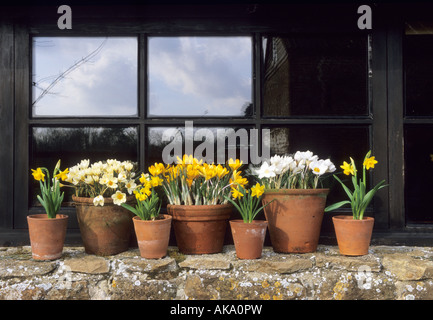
5 4 431 244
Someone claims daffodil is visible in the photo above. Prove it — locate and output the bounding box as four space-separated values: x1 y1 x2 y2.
340 161 354 176
326 151 387 220
93 195 104 206
54 168 69 181
31 168 45 182
363 156 378 170
231 187 244 199
125 180 137 195
112 191 126 206
251 183 265 198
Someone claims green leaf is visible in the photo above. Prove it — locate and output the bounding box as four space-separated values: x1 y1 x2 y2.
325 200 351 212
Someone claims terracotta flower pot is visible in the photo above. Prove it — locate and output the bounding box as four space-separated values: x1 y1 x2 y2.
230 219 268 259
27 214 68 260
73 195 135 256
332 215 374 256
133 214 172 259
262 188 329 253
167 204 232 254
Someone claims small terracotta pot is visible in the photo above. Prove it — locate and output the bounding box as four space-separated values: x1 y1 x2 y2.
262 189 329 253
27 214 68 260
332 215 374 256
167 204 232 254
133 214 172 259
73 195 135 256
230 220 268 259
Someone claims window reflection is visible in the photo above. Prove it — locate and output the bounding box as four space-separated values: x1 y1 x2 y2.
30 126 138 206
405 125 433 223
147 126 254 165
148 37 253 117
405 34 433 116
262 35 368 117
32 37 138 117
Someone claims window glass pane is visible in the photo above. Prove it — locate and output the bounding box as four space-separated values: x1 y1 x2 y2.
262 35 368 117
147 125 254 165
404 34 433 117
404 125 433 223
148 37 253 117
32 37 138 117
30 126 138 207
264 125 370 225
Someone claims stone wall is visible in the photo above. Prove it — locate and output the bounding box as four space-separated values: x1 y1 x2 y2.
1 244 433 301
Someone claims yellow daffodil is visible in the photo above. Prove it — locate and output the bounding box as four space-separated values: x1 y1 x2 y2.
363 156 378 170
231 187 244 199
340 161 354 176
230 170 248 187
31 168 45 181
54 168 69 181
251 183 265 198
228 158 243 171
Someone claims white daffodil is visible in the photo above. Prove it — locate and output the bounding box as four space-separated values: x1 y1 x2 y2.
112 191 126 206
84 176 94 185
93 195 104 206
117 171 128 183
106 176 118 189
125 180 137 195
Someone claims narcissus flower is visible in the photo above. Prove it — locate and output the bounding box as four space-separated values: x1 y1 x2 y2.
340 161 354 176
54 168 69 181
363 156 378 170
31 168 45 181
231 187 244 199
251 183 265 198
112 191 126 206
93 195 104 207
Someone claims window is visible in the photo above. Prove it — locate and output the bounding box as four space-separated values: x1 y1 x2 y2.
22 31 372 234
32 37 138 117
404 25 433 224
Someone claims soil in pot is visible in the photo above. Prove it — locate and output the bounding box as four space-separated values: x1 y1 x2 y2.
332 215 374 256
133 214 172 259
167 204 232 254
27 214 68 260
230 219 268 259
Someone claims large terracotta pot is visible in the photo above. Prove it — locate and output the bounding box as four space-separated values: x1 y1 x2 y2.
73 195 135 256
230 219 268 260
133 214 172 259
262 188 329 253
167 204 232 254
27 214 68 260
332 215 374 256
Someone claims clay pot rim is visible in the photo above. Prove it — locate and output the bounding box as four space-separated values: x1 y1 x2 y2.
229 219 268 226
72 194 135 204
132 214 172 223
27 213 69 221
263 188 330 196
167 203 233 209
332 215 375 223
